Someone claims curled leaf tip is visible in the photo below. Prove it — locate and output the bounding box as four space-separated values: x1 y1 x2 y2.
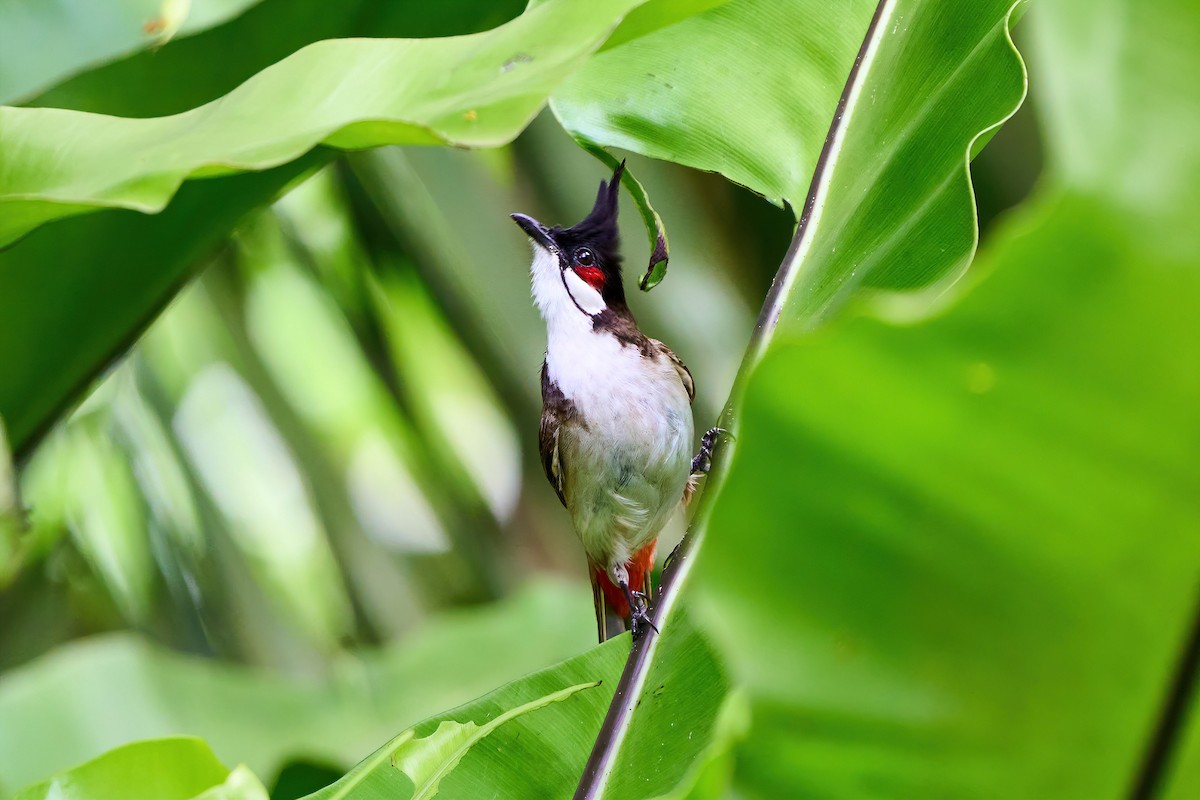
640 234 670 291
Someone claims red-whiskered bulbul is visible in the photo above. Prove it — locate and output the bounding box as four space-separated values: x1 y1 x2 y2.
512 162 721 641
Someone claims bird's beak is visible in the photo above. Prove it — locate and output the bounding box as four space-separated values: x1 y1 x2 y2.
511 213 556 252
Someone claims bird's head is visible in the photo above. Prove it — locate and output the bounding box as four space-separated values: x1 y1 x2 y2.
513 161 626 322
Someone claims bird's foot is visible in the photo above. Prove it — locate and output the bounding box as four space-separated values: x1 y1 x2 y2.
629 591 658 638
611 564 658 640
690 426 733 476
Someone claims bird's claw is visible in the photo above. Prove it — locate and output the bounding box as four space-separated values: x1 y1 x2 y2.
690 426 733 476
629 591 658 638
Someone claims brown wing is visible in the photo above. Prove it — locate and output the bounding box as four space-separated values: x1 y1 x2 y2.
651 339 695 403
540 361 572 507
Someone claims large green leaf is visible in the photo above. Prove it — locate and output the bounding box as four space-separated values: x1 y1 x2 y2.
0 0 726 461
686 0 1200 795
384 609 723 800
702 194 1200 797
552 0 871 209
10 738 237 800
0 0 265 105
302 681 602 799
23 0 525 117
289 607 724 800
0 581 596 793
554 0 1027 331
1 602 722 798
1166 712 1200 800
0 0 657 248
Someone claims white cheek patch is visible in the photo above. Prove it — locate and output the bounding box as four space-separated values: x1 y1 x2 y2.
563 268 606 315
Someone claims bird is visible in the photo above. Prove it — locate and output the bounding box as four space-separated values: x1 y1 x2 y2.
512 161 721 641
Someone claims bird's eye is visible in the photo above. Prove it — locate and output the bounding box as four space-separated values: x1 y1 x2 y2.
575 248 595 266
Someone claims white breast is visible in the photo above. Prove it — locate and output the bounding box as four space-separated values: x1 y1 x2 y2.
546 320 694 569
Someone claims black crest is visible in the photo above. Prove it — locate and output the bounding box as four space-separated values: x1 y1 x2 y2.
552 161 626 307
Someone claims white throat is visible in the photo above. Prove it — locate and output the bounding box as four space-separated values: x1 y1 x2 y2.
530 244 621 408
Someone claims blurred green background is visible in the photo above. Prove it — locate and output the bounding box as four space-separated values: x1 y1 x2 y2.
1 0 1196 798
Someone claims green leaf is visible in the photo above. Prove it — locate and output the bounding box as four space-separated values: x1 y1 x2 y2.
597 0 731 52
0 419 20 586
1166 715 1200 800
11 738 231 800
0 581 598 793
703 194 1200 797
0 0 649 249
552 0 873 210
0 0 265 105
38 415 156 625
687 0 1200 795
558 0 1028 332
191 767 270 800
26 0 528 118
0 0 720 461
0 154 323 459
645 691 750 800
304 681 599 799
767 0 1027 331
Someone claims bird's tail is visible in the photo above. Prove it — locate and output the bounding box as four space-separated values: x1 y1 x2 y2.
590 539 656 642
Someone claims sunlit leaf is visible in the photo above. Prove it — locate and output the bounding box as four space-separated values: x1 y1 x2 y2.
366 272 524 523
0 0 719 461
554 0 1027 329
304 681 600 799
0 582 596 792
275 172 524 524
191 766 270 800
26 0 527 117
687 0 1200 796
110 371 205 559
0 0 264 105
10 738 231 800
552 0 873 210
0 0 654 248
347 147 547 413
236 213 451 553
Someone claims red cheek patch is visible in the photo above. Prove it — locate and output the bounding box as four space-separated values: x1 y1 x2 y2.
573 266 605 291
